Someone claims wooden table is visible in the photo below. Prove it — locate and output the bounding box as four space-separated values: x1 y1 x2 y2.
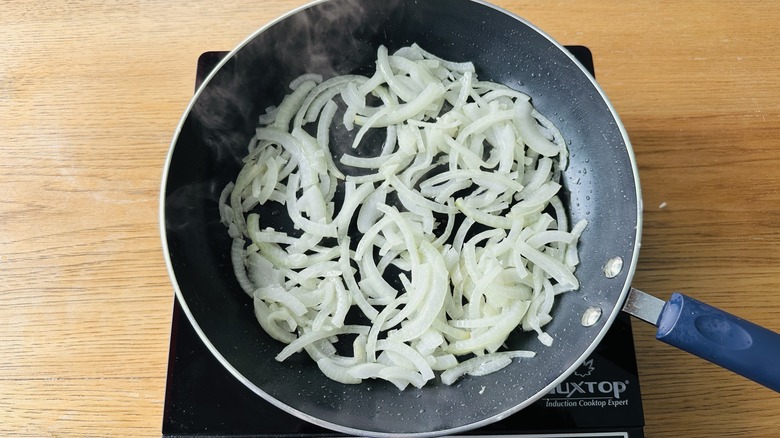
2 1 778 436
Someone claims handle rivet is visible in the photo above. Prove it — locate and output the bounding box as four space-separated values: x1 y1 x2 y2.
581 306 603 327
603 256 624 278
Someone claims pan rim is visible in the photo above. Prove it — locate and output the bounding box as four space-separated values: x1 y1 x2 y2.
158 0 643 436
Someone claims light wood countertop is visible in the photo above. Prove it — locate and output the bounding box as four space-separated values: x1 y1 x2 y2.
1 1 778 436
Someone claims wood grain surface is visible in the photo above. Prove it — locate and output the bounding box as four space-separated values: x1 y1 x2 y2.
1 1 778 436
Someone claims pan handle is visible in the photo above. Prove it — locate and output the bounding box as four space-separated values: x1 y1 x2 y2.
624 289 780 392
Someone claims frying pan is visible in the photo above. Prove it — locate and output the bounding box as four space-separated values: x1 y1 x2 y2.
160 0 780 435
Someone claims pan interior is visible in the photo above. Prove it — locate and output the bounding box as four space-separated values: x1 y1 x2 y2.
162 0 640 435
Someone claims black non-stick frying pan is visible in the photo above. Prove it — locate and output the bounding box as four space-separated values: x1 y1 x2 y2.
161 0 780 436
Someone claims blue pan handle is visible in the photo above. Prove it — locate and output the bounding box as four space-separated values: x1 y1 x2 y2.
624 289 780 392
657 293 780 391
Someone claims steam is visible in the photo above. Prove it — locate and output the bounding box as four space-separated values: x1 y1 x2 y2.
272 0 381 78
187 0 403 170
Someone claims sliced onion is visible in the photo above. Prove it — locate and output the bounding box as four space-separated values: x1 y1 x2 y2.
440 351 535 385
316 357 362 384
221 43 586 389
274 325 370 362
